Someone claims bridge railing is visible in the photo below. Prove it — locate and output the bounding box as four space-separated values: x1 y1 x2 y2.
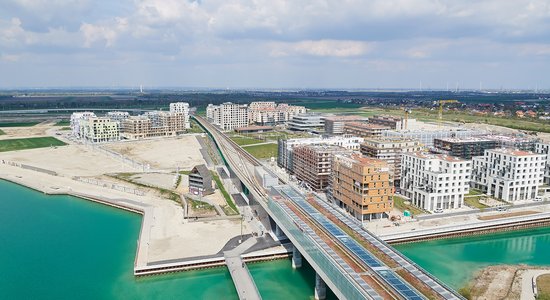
268 198 370 300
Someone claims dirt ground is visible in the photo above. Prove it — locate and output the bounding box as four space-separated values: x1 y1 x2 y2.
0 124 54 140
105 136 206 170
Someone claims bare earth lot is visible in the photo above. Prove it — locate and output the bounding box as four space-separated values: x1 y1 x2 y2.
105 136 206 170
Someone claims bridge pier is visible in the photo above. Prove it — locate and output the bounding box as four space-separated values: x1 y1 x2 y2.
291 245 302 268
314 273 326 300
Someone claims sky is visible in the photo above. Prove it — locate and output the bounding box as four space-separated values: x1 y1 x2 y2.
1 0 550 89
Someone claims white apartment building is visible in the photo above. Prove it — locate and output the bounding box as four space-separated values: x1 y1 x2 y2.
106 111 130 123
248 101 306 125
206 102 248 130
400 152 471 212
70 112 96 138
535 143 550 185
79 117 120 143
169 102 191 129
471 148 545 202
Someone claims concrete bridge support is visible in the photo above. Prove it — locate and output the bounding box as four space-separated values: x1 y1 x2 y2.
314 273 327 300
292 245 302 268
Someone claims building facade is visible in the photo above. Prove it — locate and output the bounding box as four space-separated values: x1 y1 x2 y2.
332 153 394 222
344 122 390 138
79 117 120 143
106 111 130 124
277 136 364 173
292 144 350 191
383 128 485 147
287 113 325 132
471 148 545 202
169 102 191 129
248 102 306 125
324 115 367 135
70 112 97 138
535 143 550 185
206 102 249 130
432 137 499 159
360 138 423 187
400 152 471 212
368 115 417 131
121 111 186 139
188 164 214 196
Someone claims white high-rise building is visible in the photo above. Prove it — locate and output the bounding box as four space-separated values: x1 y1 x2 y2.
106 111 130 124
206 102 248 130
400 152 471 212
535 143 550 185
471 148 545 202
70 112 96 138
79 117 120 143
169 102 190 129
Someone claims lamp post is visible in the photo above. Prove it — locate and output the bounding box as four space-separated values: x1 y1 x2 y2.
239 214 244 244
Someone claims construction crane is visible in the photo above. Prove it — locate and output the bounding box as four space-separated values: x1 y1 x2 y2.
438 99 459 122
401 106 412 130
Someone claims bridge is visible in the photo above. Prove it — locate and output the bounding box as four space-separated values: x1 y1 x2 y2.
193 115 464 300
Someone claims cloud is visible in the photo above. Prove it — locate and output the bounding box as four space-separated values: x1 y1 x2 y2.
270 40 373 58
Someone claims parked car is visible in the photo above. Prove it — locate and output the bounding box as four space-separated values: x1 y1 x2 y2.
496 206 508 212
534 196 543 202
434 208 443 213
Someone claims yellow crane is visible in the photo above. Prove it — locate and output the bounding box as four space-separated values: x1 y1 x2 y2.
438 99 459 122
401 107 412 130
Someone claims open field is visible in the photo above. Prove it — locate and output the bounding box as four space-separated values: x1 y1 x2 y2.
538 274 550 298
393 195 426 216
243 143 278 159
0 122 39 127
54 120 70 126
0 137 66 152
105 136 206 170
230 135 264 146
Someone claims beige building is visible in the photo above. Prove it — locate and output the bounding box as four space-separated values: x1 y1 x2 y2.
368 115 417 131
324 115 367 135
248 101 306 125
332 153 394 221
344 122 390 138
292 144 351 191
121 111 186 139
79 117 120 143
169 102 191 129
360 138 423 187
206 102 249 130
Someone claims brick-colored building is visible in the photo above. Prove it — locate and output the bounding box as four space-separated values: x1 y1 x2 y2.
293 144 350 191
332 153 394 222
344 122 390 138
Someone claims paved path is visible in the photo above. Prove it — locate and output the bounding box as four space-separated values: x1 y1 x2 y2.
522 270 550 300
224 237 262 300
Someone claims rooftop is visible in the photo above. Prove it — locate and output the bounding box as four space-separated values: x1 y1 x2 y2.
407 151 469 162
488 148 541 156
346 122 390 130
324 115 366 121
435 136 494 143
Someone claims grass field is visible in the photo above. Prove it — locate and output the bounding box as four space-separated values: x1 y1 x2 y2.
393 195 426 216
230 136 264 146
187 119 205 133
244 143 278 159
211 172 238 215
0 137 67 152
538 274 550 300
0 122 39 127
54 120 70 126
0 129 4 135
59 127 71 131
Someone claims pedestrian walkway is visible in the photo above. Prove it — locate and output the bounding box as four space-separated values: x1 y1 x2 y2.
522 269 550 300
224 237 262 300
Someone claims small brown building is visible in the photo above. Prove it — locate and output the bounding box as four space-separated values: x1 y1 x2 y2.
188 164 214 196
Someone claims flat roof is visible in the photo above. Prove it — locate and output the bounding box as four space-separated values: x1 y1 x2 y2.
407 151 469 162
435 136 494 143
488 148 540 156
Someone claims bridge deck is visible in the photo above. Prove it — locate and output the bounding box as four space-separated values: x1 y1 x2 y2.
224 237 262 300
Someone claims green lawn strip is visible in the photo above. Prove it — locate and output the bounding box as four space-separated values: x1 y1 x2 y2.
54 120 70 126
464 196 488 209
393 195 427 216
243 143 278 159
0 137 67 152
211 171 239 215
230 136 264 146
60 127 71 131
0 129 4 135
0 122 40 127
187 119 205 133
468 188 483 196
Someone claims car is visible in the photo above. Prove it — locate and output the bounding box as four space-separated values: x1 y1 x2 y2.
496 206 508 212
434 208 443 213
534 196 543 202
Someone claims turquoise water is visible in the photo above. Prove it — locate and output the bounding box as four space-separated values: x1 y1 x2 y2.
0 180 324 299
395 226 550 289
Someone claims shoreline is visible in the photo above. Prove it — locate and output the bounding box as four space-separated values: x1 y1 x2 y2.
0 175 292 276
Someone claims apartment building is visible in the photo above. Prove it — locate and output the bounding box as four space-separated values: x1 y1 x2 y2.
121 111 186 139
206 102 248 130
332 153 394 222
384 128 485 147
484 134 539 152
79 117 120 143
106 111 130 124
400 152 471 212
433 137 499 159
287 113 325 132
70 112 96 138
248 102 306 125
277 136 364 173
293 145 351 191
535 143 550 185
368 115 417 131
360 138 423 187
471 148 545 202
344 122 390 138
169 102 191 129
324 115 367 135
